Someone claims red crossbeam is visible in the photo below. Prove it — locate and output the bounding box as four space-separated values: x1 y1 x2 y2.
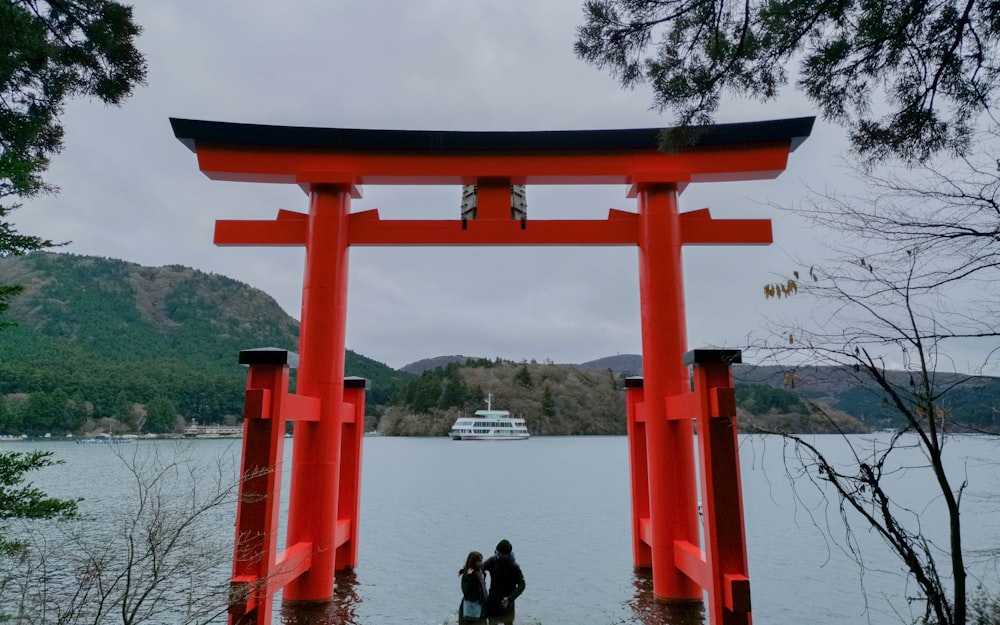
214 208 771 247
195 144 793 186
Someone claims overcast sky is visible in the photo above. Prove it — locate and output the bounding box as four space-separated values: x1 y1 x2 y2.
17 1 859 370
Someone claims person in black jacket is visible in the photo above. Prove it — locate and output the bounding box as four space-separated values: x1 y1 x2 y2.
483 539 525 625
459 551 488 624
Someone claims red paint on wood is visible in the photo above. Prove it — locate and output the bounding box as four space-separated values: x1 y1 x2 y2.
175 122 806 623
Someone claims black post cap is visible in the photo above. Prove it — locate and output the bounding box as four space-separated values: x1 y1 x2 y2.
344 376 371 390
682 349 742 366
239 348 300 368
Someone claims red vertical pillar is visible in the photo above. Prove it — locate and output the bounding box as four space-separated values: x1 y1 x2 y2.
335 377 367 570
228 352 290 625
625 377 652 568
688 350 751 625
284 185 352 603
636 183 701 601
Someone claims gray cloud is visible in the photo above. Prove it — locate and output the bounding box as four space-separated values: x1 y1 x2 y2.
18 0 848 369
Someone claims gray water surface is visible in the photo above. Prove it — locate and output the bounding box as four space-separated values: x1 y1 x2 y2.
4 433 999 625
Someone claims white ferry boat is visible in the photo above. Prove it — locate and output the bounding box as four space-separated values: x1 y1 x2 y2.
183 419 243 438
449 394 530 441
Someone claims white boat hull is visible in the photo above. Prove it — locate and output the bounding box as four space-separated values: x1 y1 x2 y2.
450 395 530 441
450 433 530 441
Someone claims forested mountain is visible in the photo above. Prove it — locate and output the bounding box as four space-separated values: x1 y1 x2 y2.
0 252 408 435
577 354 643 377
400 355 471 375
735 364 1000 431
390 351 1000 436
5 252 993 438
381 359 628 436
379 357 868 436
574 354 1000 431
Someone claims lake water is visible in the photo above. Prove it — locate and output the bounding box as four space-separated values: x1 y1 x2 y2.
2 434 999 625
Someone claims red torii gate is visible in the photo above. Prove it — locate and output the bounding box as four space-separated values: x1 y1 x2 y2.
171 116 813 625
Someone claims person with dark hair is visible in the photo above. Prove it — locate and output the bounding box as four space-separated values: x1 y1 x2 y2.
483 539 525 625
458 550 488 624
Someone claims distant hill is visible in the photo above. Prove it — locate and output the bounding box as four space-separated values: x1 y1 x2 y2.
578 353 1000 430
736 364 1000 430
0 252 409 435
403 354 645 376
577 354 643 377
382 360 628 436
6 252 995 438
400 355 473 375
380 357 869 435
405 350 1000 432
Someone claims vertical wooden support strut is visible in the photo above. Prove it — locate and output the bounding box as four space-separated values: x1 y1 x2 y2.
635 183 701 601
226 364 364 623
687 349 751 625
473 178 513 220
624 376 651 568
336 377 368 570
228 348 326 625
625 350 751 623
229 350 290 625
284 185 352 603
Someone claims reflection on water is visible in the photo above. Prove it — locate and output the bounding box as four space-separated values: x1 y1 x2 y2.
628 570 706 625
281 571 361 625
278 569 705 625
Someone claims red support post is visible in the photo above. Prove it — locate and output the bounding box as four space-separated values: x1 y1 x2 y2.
226 346 368 622
229 349 325 624
624 377 652 568
687 349 751 625
335 377 368 570
635 183 701 602
228 350 290 625
626 350 752 624
284 185 353 604
473 177 513 220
